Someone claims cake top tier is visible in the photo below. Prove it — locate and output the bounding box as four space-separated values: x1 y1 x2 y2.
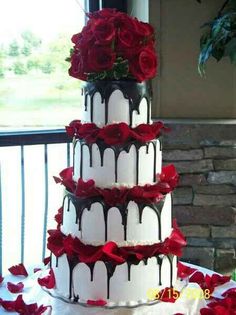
69 8 157 83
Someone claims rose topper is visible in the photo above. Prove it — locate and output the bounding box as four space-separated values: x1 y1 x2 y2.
69 8 157 82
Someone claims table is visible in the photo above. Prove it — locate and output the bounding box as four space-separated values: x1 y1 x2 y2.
0 263 235 315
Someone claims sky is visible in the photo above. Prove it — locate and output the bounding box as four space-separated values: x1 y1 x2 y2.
0 0 85 44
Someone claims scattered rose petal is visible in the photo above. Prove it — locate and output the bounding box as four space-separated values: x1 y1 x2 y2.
222 287 236 298
1 295 50 314
8 263 28 277
43 256 51 266
159 287 180 303
38 269 55 289
7 281 24 293
177 262 196 279
87 299 107 306
34 268 42 273
0 275 4 284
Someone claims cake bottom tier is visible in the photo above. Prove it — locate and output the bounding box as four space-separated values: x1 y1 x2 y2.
51 253 177 307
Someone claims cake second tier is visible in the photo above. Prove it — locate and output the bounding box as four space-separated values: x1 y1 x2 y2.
73 138 162 187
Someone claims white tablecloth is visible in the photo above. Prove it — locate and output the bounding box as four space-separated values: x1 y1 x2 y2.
0 264 235 315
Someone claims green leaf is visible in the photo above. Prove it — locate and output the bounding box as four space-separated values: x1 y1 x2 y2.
224 37 236 55
212 47 225 61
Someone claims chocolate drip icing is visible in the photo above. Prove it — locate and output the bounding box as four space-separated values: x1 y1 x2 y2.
88 263 95 282
83 81 152 126
167 255 174 288
64 255 173 301
67 257 79 300
105 262 116 299
157 256 163 286
136 149 139 185
80 144 84 178
152 141 157 182
49 253 52 269
66 192 165 242
75 139 159 186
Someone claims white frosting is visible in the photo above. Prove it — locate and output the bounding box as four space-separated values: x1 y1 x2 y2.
60 193 172 244
73 140 162 187
82 89 152 127
51 254 177 305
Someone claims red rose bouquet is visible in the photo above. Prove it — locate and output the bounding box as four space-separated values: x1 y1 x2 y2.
69 8 157 82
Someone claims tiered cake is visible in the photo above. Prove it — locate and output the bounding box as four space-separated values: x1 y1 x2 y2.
47 8 186 308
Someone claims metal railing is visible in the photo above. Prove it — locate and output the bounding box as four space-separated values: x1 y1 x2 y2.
0 129 71 274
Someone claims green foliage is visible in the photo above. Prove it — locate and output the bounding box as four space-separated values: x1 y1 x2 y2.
88 57 130 81
21 30 41 48
40 61 54 74
0 64 4 78
198 0 236 75
26 58 40 71
13 61 27 75
8 40 20 57
21 44 32 56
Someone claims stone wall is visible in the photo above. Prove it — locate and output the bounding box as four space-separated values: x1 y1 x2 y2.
162 122 236 271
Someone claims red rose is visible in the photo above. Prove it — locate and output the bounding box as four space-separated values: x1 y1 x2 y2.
139 48 157 77
93 19 116 45
99 123 130 145
88 8 119 19
134 20 154 37
117 28 141 51
77 123 99 143
87 46 116 72
66 120 82 137
69 52 88 81
76 24 95 50
71 32 82 45
129 47 157 82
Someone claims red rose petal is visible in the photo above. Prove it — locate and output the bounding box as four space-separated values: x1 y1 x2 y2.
7 281 24 293
8 263 28 277
43 256 51 266
0 294 50 314
189 271 205 285
38 269 56 289
222 287 236 298
177 262 197 279
200 309 215 315
0 275 4 284
159 287 180 303
34 268 42 273
87 299 107 306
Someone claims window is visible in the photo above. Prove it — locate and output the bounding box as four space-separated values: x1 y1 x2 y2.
0 0 85 129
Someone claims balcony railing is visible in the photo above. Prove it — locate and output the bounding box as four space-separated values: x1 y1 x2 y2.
0 129 71 274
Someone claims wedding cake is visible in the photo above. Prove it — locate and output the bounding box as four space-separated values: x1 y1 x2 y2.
47 8 186 308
